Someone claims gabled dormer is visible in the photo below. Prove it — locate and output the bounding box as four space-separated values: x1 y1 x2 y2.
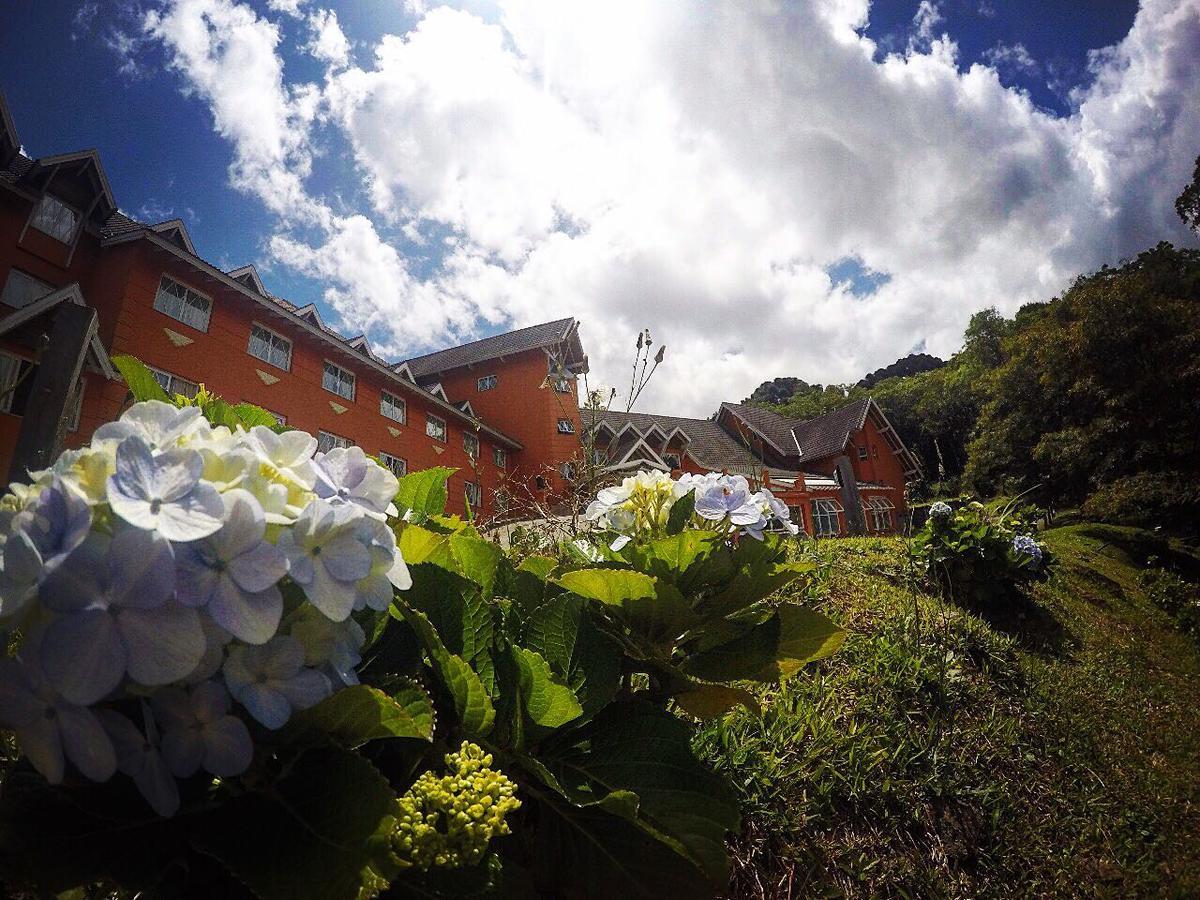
293 303 325 328
227 264 267 296
151 219 196 255
348 334 380 362
457 400 478 418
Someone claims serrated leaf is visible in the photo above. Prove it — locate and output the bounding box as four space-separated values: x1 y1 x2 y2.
405 565 497 696
554 569 656 606
231 401 282 429
283 684 434 746
682 604 845 682
111 354 170 403
672 683 760 720
194 745 399 900
403 607 495 736
539 700 738 886
393 467 456 521
666 488 696 534
513 646 583 731
397 525 454 567
627 530 718 580
449 532 503 598
523 595 621 719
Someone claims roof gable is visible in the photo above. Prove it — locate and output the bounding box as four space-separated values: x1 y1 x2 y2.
24 149 117 227
0 283 118 380
0 89 19 167
151 219 196 255
403 318 585 379
227 264 267 296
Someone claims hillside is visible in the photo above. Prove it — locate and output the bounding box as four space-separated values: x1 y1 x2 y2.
697 525 1200 898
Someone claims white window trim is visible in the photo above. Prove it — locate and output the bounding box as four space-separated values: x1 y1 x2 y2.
426 414 447 442
147 364 200 400
380 390 407 424
465 481 482 509
556 418 576 434
153 274 213 333
380 451 407 477
322 359 356 401
477 374 497 392
812 498 843 537
28 194 80 244
1 268 53 310
247 321 293 371
493 447 507 468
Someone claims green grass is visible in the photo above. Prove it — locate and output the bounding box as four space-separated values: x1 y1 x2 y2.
695 525 1200 899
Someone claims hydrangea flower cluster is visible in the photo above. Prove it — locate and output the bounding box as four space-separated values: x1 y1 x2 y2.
391 741 521 870
585 469 797 549
0 401 411 816
1011 533 1044 563
929 501 954 519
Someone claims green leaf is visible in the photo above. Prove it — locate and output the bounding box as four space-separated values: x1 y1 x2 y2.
539 700 739 886
628 530 719 581
111 354 170 403
283 684 435 746
449 532 503 598
397 525 454 567
404 565 497 696
230 401 283 429
513 646 583 731
523 595 621 719
666 488 696 534
554 569 656 607
682 604 845 682
672 683 760 720
393 467 456 521
402 607 495 736
518 555 558 580
194 746 399 900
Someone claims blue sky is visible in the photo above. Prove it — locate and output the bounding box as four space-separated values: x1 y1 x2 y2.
0 1 1192 413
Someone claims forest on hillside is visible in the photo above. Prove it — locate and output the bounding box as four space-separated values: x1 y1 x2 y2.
751 241 1200 530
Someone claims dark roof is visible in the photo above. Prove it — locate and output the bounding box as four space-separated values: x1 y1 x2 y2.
403 318 582 379
789 397 872 461
718 402 797 455
586 408 765 475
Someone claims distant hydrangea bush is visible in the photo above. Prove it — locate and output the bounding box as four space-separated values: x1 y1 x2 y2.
0 401 412 816
584 470 798 549
929 500 953 519
1011 533 1043 564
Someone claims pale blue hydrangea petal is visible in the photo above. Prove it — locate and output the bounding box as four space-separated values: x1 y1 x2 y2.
355 573 393 612
313 448 397 517
56 704 118 783
202 716 253 776
208 579 281 645
190 679 230 722
160 726 205 777
135 749 181 817
306 562 358 621
275 530 313 584
234 683 292 729
41 609 126 705
215 489 266 557
184 615 231 684
154 483 225 542
275 668 331 712
110 435 159 502
151 448 205 503
174 553 219 608
107 437 223 542
95 401 203 450
99 707 182 817
227 540 288 593
39 532 110 613
388 554 412 591
108 528 175 611
17 716 64 784
119 604 205 687
10 479 91 576
259 635 305 679
320 532 373 581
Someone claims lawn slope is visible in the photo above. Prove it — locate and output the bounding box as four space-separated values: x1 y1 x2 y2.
696 524 1200 899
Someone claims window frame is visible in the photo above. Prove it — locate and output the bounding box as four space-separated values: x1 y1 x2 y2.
28 194 80 244
247 321 293 371
322 360 356 401
316 430 353 454
663 452 681 469
865 497 895 533
556 418 575 434
426 414 447 443
476 374 497 392
858 445 868 460
1 268 53 310
812 498 843 537
380 390 407 424
465 480 482 510
463 431 480 459
493 446 507 468
380 451 407 478
0 351 34 415
153 274 213 333
554 376 574 394
147 365 200 400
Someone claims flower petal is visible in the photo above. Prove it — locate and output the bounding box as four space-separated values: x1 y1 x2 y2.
17 718 64 784
109 527 175 610
160 726 205 778
119 604 205 687
56 704 118 782
234 683 292 729
151 448 205 503
208 579 282 645
155 483 225 542
133 749 180 817
38 532 109 613
217 489 266 557
275 668 331 713
320 532 372 582
41 609 125 705
201 716 253 776
109 435 157 503
228 540 288 593
190 680 230 722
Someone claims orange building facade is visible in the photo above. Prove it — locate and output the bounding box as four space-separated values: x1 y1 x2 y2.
0 91 919 532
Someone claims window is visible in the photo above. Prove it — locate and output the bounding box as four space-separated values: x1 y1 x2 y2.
248 323 292 370
0 353 35 415
153 275 212 332
787 505 805 532
560 462 577 481
591 447 608 466
554 377 574 394
477 374 497 392
858 446 868 460
465 481 482 510
426 414 447 442
556 418 575 434
29 195 78 243
535 475 547 490
322 361 356 401
493 447 507 468
463 432 479 459
380 452 407 478
67 378 85 432
380 391 406 423
866 497 895 533
317 430 353 454
495 489 510 514
811 499 843 537
664 453 681 469
1 269 52 309
148 366 200 400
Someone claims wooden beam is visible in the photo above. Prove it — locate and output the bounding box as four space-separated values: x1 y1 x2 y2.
8 304 97 481
834 455 867 537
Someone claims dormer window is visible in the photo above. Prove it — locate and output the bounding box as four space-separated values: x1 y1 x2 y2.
154 275 212 332
322 361 356 401
477 374 497 392
29 195 79 243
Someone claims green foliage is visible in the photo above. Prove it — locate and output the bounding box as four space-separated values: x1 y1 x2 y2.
284 683 436 747
1080 470 1200 534
913 500 1053 606
393 467 457 522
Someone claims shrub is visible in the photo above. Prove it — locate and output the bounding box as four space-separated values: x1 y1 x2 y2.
912 499 1053 605
0 358 843 899
1081 472 1200 534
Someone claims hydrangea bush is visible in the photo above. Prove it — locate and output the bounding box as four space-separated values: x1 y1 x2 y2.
0 358 844 899
913 498 1054 605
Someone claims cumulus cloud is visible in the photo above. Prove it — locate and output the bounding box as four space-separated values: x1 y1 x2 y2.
982 41 1038 76
134 0 1200 415
304 8 350 68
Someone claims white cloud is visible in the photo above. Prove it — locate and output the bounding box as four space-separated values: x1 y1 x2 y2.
982 41 1038 75
136 0 1200 416
304 8 351 69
